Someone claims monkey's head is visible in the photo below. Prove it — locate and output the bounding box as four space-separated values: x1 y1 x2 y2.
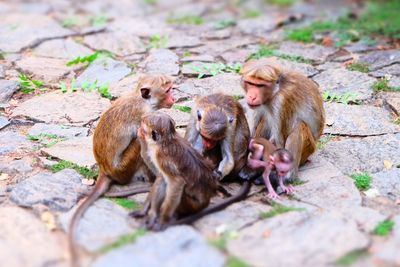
270 148 294 177
139 112 176 145
196 106 234 151
137 74 175 110
240 58 281 107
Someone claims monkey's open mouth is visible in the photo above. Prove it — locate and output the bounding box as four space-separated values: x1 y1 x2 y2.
247 103 261 108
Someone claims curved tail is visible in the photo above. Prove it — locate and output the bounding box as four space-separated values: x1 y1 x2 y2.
104 185 151 197
170 181 252 226
68 173 111 267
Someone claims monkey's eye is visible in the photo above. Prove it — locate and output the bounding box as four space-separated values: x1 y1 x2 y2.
197 110 202 121
228 117 234 123
151 130 158 141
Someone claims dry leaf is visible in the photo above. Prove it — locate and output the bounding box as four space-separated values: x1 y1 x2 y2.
383 160 392 170
41 211 57 231
0 173 9 181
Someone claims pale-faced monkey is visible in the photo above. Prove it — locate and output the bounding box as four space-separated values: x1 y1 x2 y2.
68 74 174 266
240 58 325 180
185 93 254 181
132 112 219 230
247 137 294 199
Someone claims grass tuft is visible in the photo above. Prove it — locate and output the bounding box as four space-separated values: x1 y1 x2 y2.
266 0 296 6
372 78 400 92
148 34 168 49
244 9 261 18
226 256 252 267
373 220 395 236
335 249 369 266
167 15 204 25
111 198 141 210
259 203 304 219
346 62 369 73
97 229 147 254
173 105 192 113
19 74 44 94
248 45 312 64
191 63 242 79
49 160 98 179
322 91 359 104
350 172 372 191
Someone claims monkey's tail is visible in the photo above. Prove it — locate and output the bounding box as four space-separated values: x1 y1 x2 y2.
170 181 252 226
68 173 111 267
104 186 150 197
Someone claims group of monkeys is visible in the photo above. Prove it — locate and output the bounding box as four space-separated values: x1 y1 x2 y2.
68 58 325 265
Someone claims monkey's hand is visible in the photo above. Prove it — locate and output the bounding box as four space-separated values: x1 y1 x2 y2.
281 185 295 195
267 190 280 199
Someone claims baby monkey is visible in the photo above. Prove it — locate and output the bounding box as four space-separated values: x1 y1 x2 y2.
248 138 294 199
134 112 218 230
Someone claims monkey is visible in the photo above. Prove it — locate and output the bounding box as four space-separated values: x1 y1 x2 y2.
68 74 175 266
184 93 255 181
247 137 294 199
240 58 325 180
131 111 219 230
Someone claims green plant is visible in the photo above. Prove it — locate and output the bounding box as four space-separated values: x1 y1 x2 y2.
27 133 67 148
90 14 108 27
346 62 369 73
111 198 141 210
335 249 368 266
167 15 204 25
350 172 372 191
173 105 192 113
232 95 244 101
62 16 79 28
248 45 312 64
372 78 400 92
209 231 238 250
77 80 112 99
214 19 236 30
322 91 359 104
59 79 78 93
259 203 304 219
97 229 147 254
226 256 251 267
286 21 338 43
266 0 296 6
97 84 113 99
182 51 192 57
19 74 44 94
143 0 157 4
191 63 242 78
373 220 395 236
317 134 333 150
148 34 168 49
49 160 99 179
244 9 261 18
66 52 101 66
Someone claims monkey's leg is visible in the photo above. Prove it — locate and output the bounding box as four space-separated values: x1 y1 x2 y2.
169 181 252 226
218 139 235 178
262 168 279 199
158 177 185 227
285 122 316 180
249 140 264 160
247 158 266 169
146 177 165 229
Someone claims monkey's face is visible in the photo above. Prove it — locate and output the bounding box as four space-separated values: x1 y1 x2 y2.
242 76 275 107
196 108 227 151
200 133 220 150
274 161 293 177
140 82 175 110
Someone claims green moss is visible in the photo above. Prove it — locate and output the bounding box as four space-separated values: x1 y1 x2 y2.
266 0 296 6
350 172 371 191
346 62 369 73
49 160 98 179
259 203 304 219
243 9 261 18
335 249 368 266
372 78 400 92
167 15 204 25
373 220 395 236
248 45 312 64
97 229 147 254
148 34 168 49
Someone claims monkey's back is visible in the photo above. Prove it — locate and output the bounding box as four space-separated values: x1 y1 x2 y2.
93 93 146 184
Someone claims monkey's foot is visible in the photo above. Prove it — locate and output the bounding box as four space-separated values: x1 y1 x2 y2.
281 185 295 194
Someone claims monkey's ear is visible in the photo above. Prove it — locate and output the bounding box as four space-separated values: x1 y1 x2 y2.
141 88 151 99
269 155 275 164
151 130 159 142
228 116 234 124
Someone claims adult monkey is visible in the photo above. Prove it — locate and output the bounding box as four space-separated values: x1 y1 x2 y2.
240 58 325 180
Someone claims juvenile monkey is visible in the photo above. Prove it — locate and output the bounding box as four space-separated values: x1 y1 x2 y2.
133 112 218 230
247 138 294 199
240 58 325 180
185 93 253 181
68 74 174 265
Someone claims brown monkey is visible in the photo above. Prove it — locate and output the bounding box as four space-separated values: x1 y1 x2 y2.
185 93 253 181
68 74 174 265
132 112 218 230
240 58 325 180
247 137 294 199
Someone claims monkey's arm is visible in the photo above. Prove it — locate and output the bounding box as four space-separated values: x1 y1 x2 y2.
159 176 185 225
262 164 279 199
184 119 202 152
112 125 137 168
218 138 235 179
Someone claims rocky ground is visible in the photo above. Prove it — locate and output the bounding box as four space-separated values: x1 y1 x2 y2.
0 0 399 267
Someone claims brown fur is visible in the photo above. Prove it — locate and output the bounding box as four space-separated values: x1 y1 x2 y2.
68 74 174 266
136 112 218 229
241 58 325 179
185 93 253 180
